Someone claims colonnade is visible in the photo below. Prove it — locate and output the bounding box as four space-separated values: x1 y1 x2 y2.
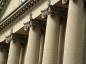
0 0 85 64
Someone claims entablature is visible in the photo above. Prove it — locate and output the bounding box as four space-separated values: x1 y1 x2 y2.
0 0 63 42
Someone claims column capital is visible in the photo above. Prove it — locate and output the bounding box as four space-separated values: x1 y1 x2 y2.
41 9 47 19
29 19 45 30
41 5 67 18
24 20 46 31
24 14 46 32
5 33 24 45
5 33 13 43
24 13 45 30
24 21 30 31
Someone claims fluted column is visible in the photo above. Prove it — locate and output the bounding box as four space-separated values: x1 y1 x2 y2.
19 44 26 64
24 20 42 64
63 0 84 64
57 20 66 64
0 43 9 64
38 34 45 64
42 7 60 64
7 35 21 64
82 7 86 64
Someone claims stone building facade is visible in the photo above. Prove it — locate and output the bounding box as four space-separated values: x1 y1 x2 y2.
0 0 86 64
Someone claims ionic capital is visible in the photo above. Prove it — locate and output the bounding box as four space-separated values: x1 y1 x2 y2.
40 0 67 17
5 33 26 47
41 9 47 19
5 33 13 43
5 33 19 43
24 13 46 30
41 5 56 18
30 19 46 30
41 0 55 18
24 21 30 31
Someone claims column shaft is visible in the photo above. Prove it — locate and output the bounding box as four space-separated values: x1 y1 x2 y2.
57 21 66 64
42 14 60 64
63 0 84 64
38 34 45 64
24 26 41 64
82 7 86 64
7 39 21 64
19 46 26 64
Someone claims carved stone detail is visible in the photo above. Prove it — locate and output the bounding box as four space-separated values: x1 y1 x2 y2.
25 19 44 30
40 0 56 18
42 0 67 17
24 13 46 30
41 9 47 19
0 0 40 32
5 33 14 43
62 0 79 5
24 21 30 31
47 0 55 16
48 5 67 18
47 5 56 16
62 0 69 4
5 33 28 47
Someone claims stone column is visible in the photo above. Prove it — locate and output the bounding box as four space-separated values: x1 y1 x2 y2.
57 20 66 64
19 41 27 64
24 20 41 64
38 34 45 64
19 46 25 64
42 7 60 64
0 43 9 64
63 0 84 64
82 7 86 64
7 35 21 64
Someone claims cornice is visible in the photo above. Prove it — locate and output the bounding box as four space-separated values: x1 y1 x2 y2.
0 0 40 32
1 0 84 32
